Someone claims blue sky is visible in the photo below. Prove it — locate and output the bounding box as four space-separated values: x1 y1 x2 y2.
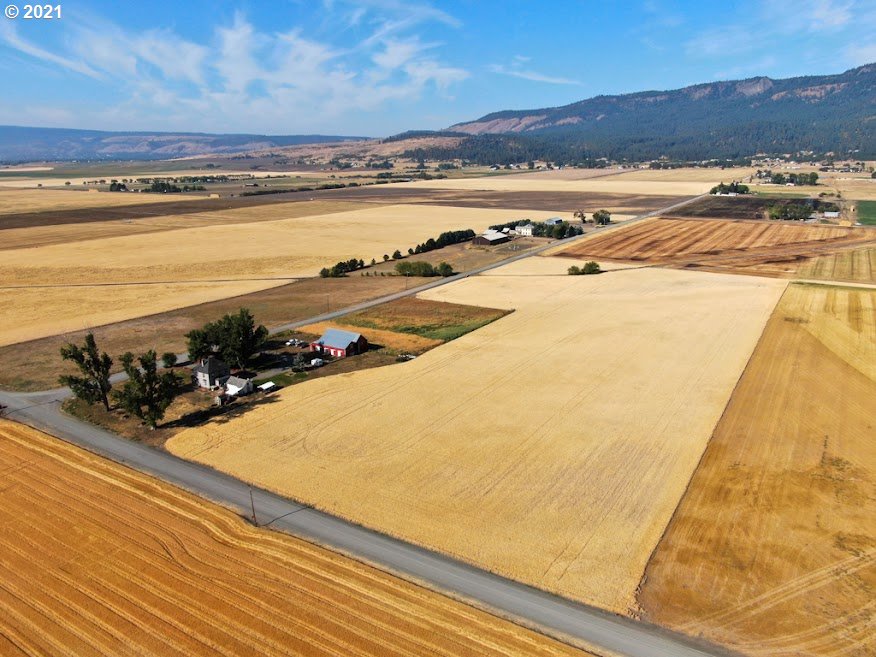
1 0 874 136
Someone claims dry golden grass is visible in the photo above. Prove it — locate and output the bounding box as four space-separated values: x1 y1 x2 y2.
0 280 287 347
0 188 202 213
0 204 555 286
168 264 785 613
406 176 712 196
613 167 760 182
639 284 876 657
0 420 590 657
0 203 546 345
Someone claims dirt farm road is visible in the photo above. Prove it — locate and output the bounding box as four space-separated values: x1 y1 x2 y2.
0 193 740 657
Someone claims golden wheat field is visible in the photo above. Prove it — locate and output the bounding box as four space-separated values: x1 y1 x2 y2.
168 263 786 613
0 420 590 657
0 203 559 345
639 284 876 657
796 247 876 283
0 204 560 287
0 280 287 347
0 200 370 250
0 188 203 213
613 167 760 182
406 175 712 196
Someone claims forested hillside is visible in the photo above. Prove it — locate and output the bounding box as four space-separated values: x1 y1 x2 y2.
406 64 875 163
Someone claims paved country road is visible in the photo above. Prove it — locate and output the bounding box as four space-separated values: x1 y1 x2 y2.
0 193 740 657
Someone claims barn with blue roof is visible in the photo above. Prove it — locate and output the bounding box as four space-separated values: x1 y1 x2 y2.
309 328 369 358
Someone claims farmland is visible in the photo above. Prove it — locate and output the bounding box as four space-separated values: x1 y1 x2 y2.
639 284 876 657
857 200 876 225
0 203 555 345
0 279 287 347
406 176 713 196
0 420 588 657
0 276 414 391
554 217 876 280
796 247 876 283
167 263 785 614
0 187 204 214
0 199 369 249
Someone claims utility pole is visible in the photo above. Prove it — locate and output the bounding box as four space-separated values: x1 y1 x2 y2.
249 487 259 526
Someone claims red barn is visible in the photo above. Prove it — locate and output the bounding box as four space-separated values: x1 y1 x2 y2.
310 328 369 358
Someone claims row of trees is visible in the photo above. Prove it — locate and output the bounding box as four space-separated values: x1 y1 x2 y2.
710 181 750 194
412 229 476 255
320 258 366 278
767 203 813 220
756 170 819 186
394 261 455 277
59 334 180 429
142 181 206 193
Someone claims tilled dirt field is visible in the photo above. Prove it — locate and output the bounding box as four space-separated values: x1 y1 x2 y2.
0 420 589 657
638 284 876 657
554 217 876 280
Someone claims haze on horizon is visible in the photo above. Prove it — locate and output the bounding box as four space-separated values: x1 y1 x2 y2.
1 0 875 137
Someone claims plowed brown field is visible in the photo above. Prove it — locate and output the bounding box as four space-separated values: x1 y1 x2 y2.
554 218 876 280
639 284 876 657
0 419 589 657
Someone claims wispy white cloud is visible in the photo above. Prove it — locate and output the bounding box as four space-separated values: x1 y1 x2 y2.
0 21 102 78
0 4 468 133
489 62 580 86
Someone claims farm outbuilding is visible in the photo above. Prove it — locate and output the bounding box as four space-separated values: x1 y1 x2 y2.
225 376 253 397
310 329 369 358
473 230 510 246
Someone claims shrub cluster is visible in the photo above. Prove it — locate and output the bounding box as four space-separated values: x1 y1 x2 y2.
395 261 455 277
568 261 601 275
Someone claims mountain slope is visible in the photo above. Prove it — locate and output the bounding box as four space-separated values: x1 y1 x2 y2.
0 126 364 162
446 64 875 160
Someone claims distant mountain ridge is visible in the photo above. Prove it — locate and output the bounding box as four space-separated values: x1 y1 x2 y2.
0 126 364 162
443 64 875 160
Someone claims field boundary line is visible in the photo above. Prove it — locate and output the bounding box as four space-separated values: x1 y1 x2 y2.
633 280 792 618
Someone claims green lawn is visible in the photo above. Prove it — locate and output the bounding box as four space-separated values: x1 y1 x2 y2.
856 201 876 225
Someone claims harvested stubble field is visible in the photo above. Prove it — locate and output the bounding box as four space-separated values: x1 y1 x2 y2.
0 276 414 391
796 246 876 283
0 420 588 657
639 284 876 657
405 176 712 196
612 167 759 182
0 279 287 348
0 188 204 215
554 217 875 280
307 184 683 215
0 204 555 287
168 264 786 613
0 204 543 346
0 199 369 250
